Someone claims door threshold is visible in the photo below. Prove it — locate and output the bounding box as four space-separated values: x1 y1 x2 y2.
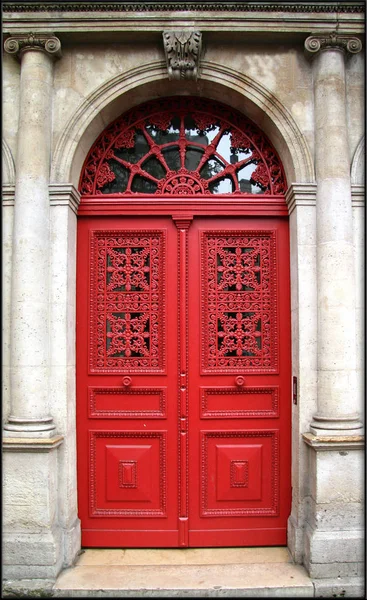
53 547 314 597
70 546 292 566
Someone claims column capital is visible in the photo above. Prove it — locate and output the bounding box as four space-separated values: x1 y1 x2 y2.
4 32 61 60
304 32 362 57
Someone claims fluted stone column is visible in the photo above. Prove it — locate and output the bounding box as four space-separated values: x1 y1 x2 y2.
305 33 363 436
302 34 364 590
4 33 61 437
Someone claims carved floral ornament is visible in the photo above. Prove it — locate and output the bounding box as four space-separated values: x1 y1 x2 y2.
4 32 62 59
163 30 202 80
79 97 287 197
304 32 362 56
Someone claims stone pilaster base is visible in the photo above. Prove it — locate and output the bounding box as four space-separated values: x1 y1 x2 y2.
3 436 65 581
3 529 63 580
302 434 364 584
304 526 364 578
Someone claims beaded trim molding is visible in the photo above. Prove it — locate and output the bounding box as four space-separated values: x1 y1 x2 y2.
2 2 365 13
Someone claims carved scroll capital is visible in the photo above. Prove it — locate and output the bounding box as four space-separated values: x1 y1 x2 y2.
163 30 202 80
4 32 62 60
305 32 362 57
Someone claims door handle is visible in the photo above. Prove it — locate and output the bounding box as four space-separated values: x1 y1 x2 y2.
122 376 132 387
235 376 245 387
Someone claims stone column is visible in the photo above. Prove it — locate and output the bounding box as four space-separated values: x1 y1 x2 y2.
4 33 61 437
302 34 364 594
3 34 67 585
304 33 363 435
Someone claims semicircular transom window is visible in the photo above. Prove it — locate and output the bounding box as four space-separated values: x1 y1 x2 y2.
79 97 287 196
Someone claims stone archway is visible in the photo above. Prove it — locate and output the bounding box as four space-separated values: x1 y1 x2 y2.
49 60 315 562
51 60 314 188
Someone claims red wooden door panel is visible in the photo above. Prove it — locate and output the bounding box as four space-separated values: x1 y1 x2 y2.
77 216 180 547
187 217 291 546
77 215 291 548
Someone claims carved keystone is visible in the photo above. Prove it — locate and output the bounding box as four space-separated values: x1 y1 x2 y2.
305 32 362 56
4 32 62 59
163 30 202 80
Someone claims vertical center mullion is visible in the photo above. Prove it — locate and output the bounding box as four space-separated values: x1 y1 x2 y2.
173 216 192 547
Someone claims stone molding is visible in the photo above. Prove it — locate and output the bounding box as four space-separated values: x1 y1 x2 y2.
303 432 364 451
49 183 81 215
4 416 57 437
285 183 317 215
163 30 202 80
2 2 365 13
2 184 81 212
351 184 365 207
4 32 61 60
2 184 15 207
351 135 365 185
2 139 16 185
3 435 64 452
304 32 362 56
51 60 314 186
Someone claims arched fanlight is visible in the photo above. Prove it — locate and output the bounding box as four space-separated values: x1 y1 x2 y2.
79 97 287 197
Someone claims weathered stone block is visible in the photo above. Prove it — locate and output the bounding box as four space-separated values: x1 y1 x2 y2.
3 530 63 566
309 448 364 504
312 576 365 598
304 527 364 566
309 561 364 579
307 498 364 531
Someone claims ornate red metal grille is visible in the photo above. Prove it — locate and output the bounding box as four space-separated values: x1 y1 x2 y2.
79 97 287 197
90 230 165 372
201 230 277 372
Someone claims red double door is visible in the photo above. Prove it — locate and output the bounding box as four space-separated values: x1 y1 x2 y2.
77 214 291 547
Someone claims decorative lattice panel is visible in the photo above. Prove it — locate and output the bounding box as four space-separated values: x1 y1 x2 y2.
201 230 278 372
90 230 165 372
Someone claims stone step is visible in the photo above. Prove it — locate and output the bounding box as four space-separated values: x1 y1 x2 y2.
52 548 314 598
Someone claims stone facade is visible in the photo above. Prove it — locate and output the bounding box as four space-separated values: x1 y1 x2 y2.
2 2 365 597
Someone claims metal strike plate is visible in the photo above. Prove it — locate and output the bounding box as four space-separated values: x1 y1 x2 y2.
293 376 297 404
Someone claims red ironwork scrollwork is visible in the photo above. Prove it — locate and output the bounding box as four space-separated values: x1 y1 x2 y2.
79 97 287 197
218 312 262 357
202 231 277 372
106 312 150 358
90 230 165 372
115 129 135 149
217 246 261 291
106 246 150 291
158 172 206 195
191 111 216 131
